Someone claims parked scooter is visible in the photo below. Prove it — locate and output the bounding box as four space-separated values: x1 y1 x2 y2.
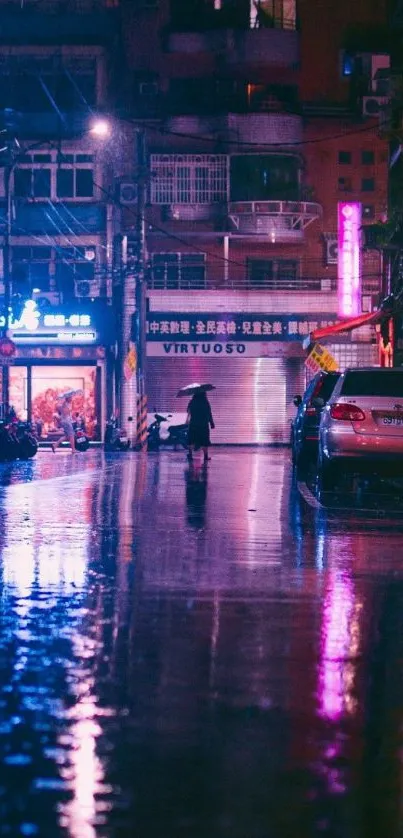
104 415 130 451
15 421 38 460
73 414 90 452
147 413 188 451
0 410 38 462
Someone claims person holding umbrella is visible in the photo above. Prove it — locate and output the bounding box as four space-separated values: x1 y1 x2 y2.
177 383 215 463
52 390 81 454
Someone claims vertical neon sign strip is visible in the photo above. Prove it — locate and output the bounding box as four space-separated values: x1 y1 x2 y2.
338 202 362 318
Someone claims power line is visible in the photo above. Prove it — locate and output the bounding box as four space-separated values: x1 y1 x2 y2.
136 115 383 150
0 206 382 285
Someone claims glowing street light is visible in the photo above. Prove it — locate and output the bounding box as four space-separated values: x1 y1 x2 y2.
89 118 112 139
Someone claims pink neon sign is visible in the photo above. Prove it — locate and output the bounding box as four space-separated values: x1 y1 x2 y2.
337 202 362 318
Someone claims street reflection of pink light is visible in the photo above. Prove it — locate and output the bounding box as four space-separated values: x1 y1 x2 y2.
59 705 104 838
318 572 355 721
58 635 107 838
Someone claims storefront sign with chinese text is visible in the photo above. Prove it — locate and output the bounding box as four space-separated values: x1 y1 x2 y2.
146 313 338 342
1 300 114 346
305 343 339 374
124 344 137 380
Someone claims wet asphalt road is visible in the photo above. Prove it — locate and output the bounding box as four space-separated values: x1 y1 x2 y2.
0 448 402 838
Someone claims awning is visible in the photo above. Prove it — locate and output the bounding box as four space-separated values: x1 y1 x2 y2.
302 309 384 350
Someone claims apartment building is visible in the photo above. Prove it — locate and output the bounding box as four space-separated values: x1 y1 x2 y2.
118 0 390 443
0 0 121 436
0 0 391 443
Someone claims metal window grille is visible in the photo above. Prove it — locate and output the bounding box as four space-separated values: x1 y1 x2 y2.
327 343 378 370
150 253 206 289
150 155 228 205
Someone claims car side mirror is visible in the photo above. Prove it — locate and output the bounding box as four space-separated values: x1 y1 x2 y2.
293 395 302 407
312 397 325 409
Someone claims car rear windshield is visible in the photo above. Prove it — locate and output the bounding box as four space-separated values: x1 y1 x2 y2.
318 373 341 402
341 371 403 397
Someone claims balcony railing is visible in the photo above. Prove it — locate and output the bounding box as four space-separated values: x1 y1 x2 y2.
167 26 299 66
147 271 380 295
147 273 338 293
228 200 322 238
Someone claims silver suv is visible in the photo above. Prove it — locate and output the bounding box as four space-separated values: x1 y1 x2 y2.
318 367 403 489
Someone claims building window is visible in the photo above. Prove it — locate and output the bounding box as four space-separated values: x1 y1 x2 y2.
338 176 353 192
363 204 375 219
341 51 354 77
150 253 206 289
56 165 94 199
362 177 375 192
230 154 300 201
250 0 297 30
11 246 52 295
0 55 97 113
247 258 299 289
13 151 94 201
338 151 352 164
14 155 52 198
361 150 375 165
150 155 227 205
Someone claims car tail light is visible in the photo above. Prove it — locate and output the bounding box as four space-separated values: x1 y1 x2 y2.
330 403 365 421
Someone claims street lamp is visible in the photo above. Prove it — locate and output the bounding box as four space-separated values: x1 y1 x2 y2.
89 118 112 139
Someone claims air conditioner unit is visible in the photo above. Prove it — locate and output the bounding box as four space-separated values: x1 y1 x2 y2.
118 182 138 205
324 238 338 266
74 279 101 299
321 278 333 291
362 96 388 117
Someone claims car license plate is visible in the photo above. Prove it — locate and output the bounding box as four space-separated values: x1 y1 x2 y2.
382 415 403 426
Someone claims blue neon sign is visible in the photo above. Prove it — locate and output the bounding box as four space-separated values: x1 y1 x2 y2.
1 301 99 345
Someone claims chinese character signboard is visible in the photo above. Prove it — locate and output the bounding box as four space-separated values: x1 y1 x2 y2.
146 313 338 343
305 343 339 374
338 202 362 318
1 301 114 345
124 344 137 380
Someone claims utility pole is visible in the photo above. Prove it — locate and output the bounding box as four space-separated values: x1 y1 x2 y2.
2 164 12 415
119 129 148 448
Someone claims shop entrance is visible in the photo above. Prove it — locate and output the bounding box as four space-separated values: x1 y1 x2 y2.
9 364 100 440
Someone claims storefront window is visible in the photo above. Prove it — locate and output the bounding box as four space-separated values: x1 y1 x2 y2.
30 366 98 439
9 367 28 421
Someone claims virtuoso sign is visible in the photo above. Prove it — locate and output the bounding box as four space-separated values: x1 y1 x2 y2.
338 202 362 318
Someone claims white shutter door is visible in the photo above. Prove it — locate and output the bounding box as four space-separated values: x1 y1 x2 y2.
147 357 304 444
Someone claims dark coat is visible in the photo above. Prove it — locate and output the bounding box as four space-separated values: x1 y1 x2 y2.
187 393 215 448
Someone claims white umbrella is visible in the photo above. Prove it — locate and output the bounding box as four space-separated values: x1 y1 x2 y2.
57 389 83 399
177 383 216 397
